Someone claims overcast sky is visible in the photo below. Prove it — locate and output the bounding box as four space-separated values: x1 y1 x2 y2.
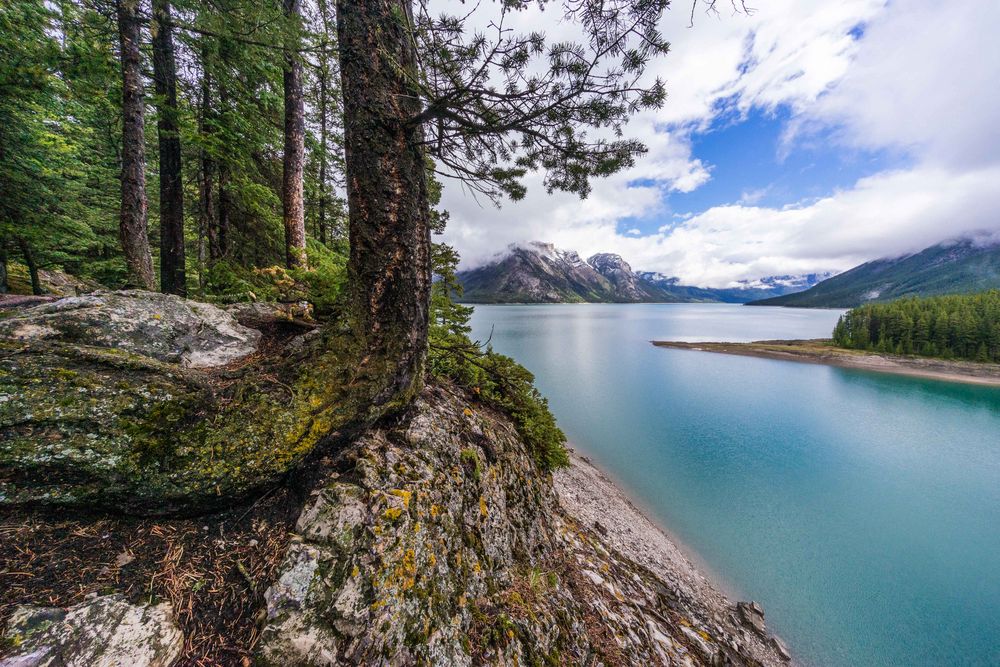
437 0 1000 287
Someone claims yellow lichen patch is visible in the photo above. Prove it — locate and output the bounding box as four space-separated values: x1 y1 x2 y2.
428 553 436 567
479 496 488 517
698 629 711 641
430 504 442 518
383 507 403 521
352 565 360 578
388 488 412 508
463 408 473 417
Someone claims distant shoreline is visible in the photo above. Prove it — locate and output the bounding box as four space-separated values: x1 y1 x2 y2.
653 339 1000 387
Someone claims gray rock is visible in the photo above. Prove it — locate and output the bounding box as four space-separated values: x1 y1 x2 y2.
0 291 375 514
771 635 792 661
0 290 260 368
0 595 183 667
737 600 767 636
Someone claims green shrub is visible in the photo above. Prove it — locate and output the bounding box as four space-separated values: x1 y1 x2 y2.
428 241 568 472
203 240 346 317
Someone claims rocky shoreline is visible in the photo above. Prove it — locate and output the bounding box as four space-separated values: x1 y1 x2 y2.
556 452 792 665
654 338 1000 387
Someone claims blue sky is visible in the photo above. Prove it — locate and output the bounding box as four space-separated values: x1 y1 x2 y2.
442 0 1000 287
621 105 908 237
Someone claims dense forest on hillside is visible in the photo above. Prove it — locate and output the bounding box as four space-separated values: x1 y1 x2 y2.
833 290 1000 362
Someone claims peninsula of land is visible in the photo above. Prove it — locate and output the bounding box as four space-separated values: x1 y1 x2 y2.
653 339 1000 387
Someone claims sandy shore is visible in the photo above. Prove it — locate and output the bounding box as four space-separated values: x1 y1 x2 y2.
555 451 793 666
653 338 1000 387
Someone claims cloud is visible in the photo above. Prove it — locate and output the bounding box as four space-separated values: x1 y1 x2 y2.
439 0 999 286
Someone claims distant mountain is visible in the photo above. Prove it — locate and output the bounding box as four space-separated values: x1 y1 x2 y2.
748 238 1000 308
456 242 824 304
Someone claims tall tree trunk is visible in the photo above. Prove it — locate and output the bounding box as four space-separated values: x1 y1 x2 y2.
337 0 431 404
216 78 231 259
17 238 42 296
282 0 307 269
152 0 186 296
199 41 219 262
318 61 328 247
0 242 8 294
116 0 155 290
217 160 231 258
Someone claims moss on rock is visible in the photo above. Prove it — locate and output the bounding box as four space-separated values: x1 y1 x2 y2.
0 295 411 515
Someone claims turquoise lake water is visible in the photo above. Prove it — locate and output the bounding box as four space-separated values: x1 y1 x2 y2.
468 303 1000 667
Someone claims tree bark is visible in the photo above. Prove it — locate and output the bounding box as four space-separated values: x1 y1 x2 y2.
199 41 219 262
152 0 186 296
17 238 42 296
0 242 9 294
282 0 307 269
318 65 328 247
337 0 432 404
116 0 155 291
217 158 231 258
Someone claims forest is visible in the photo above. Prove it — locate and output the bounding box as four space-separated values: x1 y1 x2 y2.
832 290 1000 362
1 0 348 299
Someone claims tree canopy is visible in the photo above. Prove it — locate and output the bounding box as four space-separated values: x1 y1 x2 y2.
833 291 1000 362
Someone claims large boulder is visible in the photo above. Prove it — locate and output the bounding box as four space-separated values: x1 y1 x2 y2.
0 291 389 515
0 595 183 667
0 290 260 368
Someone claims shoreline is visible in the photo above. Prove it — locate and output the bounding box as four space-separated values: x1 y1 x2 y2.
554 449 793 665
653 339 1000 387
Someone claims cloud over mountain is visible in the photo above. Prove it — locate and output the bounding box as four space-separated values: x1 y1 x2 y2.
440 0 1000 288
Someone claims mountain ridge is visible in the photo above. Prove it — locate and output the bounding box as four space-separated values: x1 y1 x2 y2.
457 242 822 304
749 238 1000 307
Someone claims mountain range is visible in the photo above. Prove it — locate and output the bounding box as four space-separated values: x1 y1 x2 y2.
749 238 1000 308
456 242 824 304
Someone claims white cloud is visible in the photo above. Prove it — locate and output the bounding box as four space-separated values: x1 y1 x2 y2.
439 0 1000 286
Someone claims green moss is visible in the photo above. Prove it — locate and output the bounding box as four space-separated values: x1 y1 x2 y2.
0 323 414 514
459 448 481 481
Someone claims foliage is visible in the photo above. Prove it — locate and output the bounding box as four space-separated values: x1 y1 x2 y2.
204 240 346 314
428 234 568 472
0 1 125 287
412 0 672 202
833 290 1000 362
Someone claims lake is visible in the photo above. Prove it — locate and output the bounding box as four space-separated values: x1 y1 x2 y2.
468 303 1000 667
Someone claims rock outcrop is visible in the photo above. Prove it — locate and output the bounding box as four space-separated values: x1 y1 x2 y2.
0 290 261 368
0 291 395 515
256 384 790 666
588 252 649 301
1 595 183 667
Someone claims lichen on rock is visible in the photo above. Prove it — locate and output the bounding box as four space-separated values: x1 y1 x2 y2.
0 595 183 667
0 290 261 368
256 384 791 666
